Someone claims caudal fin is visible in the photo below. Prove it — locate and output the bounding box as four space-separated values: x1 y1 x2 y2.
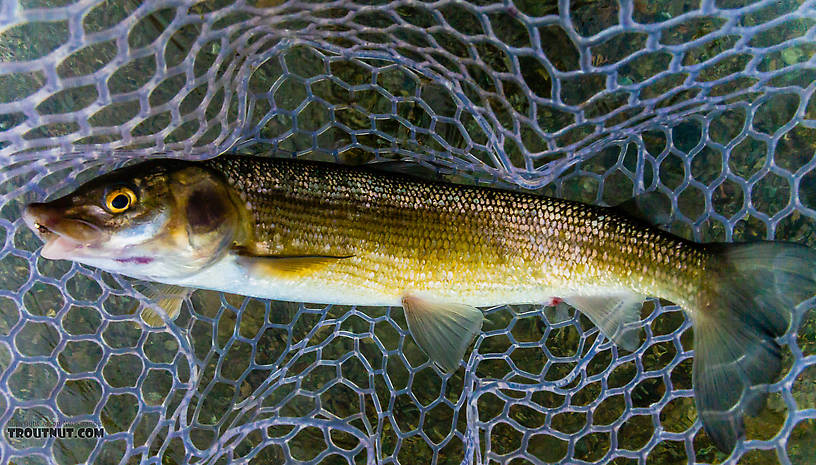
693 241 816 452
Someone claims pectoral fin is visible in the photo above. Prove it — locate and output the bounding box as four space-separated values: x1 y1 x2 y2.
563 293 645 351
233 246 354 278
135 283 193 328
402 294 484 372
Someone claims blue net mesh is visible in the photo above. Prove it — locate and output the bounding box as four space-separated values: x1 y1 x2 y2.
1 0 815 464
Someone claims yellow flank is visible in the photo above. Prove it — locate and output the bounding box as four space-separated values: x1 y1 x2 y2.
206 156 708 307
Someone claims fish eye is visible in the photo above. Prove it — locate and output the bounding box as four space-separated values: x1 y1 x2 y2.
105 187 137 213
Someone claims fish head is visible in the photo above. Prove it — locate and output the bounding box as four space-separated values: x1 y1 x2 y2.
23 160 241 280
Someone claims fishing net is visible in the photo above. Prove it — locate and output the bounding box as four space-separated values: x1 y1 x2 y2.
1 0 815 463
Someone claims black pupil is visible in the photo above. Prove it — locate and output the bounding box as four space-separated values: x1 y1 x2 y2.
111 194 129 210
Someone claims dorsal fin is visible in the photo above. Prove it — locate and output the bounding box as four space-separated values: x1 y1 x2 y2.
363 159 449 182
614 192 672 227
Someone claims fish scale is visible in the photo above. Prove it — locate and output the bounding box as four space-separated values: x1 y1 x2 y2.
206 156 706 308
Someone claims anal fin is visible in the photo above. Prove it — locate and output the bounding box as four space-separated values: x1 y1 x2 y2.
402 294 484 372
563 293 645 351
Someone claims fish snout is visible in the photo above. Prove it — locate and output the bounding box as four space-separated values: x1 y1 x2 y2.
23 202 105 245
23 202 102 260
23 203 60 239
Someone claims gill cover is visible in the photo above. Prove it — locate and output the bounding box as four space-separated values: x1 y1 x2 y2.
168 164 244 268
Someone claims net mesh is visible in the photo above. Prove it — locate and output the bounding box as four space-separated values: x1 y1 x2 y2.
1 0 815 464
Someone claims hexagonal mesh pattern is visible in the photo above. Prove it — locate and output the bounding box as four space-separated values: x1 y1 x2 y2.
1 0 815 464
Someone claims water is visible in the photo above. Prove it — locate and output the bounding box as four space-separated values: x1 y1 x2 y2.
1 0 815 464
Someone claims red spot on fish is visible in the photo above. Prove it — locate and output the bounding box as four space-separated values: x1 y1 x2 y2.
545 297 563 307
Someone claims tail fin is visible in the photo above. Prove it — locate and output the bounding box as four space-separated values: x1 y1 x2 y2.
693 241 816 451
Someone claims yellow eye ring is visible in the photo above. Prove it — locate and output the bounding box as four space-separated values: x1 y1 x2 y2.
105 188 137 213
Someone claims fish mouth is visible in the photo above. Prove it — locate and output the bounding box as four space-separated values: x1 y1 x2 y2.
31 220 57 241
23 203 106 260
